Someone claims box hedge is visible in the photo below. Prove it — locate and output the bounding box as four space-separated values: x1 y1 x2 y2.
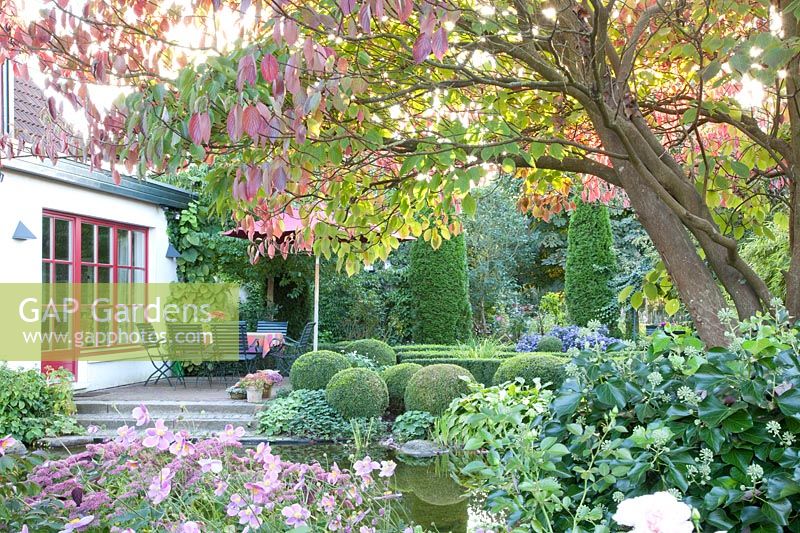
381 363 423 413
344 339 397 366
493 354 567 388
408 235 472 344
289 350 352 390
325 368 389 419
404 364 474 415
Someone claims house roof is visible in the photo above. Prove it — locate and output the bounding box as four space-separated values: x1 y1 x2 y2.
4 157 196 209
5 71 195 209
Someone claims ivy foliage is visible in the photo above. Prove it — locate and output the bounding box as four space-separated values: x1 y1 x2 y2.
564 201 619 329
449 312 800 531
408 234 472 344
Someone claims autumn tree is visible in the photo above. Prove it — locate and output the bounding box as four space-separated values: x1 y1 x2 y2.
1 0 799 345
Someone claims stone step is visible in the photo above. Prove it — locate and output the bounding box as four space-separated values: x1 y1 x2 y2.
75 413 261 433
75 399 264 416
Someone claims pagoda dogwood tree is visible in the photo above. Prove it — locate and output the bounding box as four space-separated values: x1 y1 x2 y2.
2 0 800 345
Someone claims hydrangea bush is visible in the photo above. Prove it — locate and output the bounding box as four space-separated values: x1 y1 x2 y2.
1 405 411 532
516 322 620 352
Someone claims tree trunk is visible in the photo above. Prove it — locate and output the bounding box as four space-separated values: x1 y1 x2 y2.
616 166 730 346
782 0 800 317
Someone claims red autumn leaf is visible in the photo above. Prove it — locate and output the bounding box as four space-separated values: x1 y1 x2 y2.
261 53 279 82
283 19 298 46
236 53 257 91
432 27 448 60
359 3 372 34
226 104 242 141
242 105 262 138
412 33 431 64
395 0 413 23
47 96 57 121
188 112 211 145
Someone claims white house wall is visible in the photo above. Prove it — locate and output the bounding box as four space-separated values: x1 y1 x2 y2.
0 165 180 391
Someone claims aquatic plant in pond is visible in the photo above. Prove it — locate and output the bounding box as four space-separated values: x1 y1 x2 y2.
2 407 408 532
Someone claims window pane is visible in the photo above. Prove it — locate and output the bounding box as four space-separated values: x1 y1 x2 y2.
117 229 130 266
133 269 145 283
98 226 111 264
54 219 72 260
42 217 51 259
42 263 50 283
81 223 95 262
81 265 95 283
118 268 131 283
132 231 145 268
97 267 111 284
55 263 71 282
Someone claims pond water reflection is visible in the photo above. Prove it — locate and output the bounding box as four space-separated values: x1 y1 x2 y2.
274 444 488 533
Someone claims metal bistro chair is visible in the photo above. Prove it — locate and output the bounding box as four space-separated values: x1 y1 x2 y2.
274 321 315 376
256 321 289 335
137 322 185 388
209 321 261 380
166 322 209 386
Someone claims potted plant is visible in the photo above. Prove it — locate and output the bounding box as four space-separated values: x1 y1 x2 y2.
239 370 284 403
226 384 247 400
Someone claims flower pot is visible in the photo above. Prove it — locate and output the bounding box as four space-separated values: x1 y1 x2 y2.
246 387 263 403
228 390 246 400
263 384 273 400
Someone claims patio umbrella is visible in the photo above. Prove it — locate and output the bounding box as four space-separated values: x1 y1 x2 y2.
222 212 412 351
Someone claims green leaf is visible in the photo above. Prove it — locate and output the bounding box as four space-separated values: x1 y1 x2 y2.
775 387 800 420
762 499 791 526
595 382 626 409
462 194 477 216
664 299 680 316
553 391 582 418
731 160 750 178
697 394 736 427
630 291 644 310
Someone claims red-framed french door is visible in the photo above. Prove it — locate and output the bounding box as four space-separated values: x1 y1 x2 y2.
41 210 149 379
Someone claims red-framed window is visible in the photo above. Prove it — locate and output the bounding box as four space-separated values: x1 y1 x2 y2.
41 210 149 355
41 211 148 284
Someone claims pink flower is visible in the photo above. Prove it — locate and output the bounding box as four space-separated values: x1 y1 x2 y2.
613 492 694 533
378 460 396 478
245 480 275 504
178 522 202 533
327 463 345 484
213 479 228 497
353 456 380 477
147 467 174 505
198 458 223 474
218 424 245 445
132 404 150 426
0 435 16 456
238 505 263 528
227 494 244 517
58 515 94 532
318 493 336 514
253 442 272 463
20 526 29 533
115 425 137 445
169 434 195 458
282 503 310 527
142 419 175 451
86 425 99 435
